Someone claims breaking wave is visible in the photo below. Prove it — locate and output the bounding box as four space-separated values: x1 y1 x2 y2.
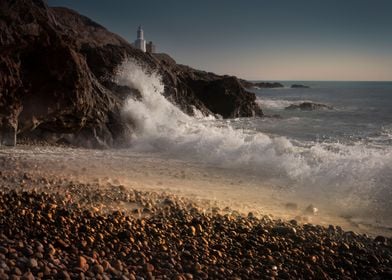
255 98 309 110
115 60 392 227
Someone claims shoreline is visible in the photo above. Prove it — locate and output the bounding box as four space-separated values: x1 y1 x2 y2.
1 160 392 279
1 144 391 238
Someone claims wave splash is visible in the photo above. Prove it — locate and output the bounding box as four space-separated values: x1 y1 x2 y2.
115 60 392 226
255 98 309 110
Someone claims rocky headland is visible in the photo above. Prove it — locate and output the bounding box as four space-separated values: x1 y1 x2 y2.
0 0 262 148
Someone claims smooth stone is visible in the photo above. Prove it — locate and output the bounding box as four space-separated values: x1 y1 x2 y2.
374 236 386 244
93 264 104 274
0 247 8 254
21 272 34 280
28 258 38 268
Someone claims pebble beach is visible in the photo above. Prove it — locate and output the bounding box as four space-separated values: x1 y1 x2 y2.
1 146 392 280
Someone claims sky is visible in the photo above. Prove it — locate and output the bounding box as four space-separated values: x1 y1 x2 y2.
47 0 392 81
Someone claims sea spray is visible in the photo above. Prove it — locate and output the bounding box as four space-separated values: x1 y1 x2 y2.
115 59 309 176
115 59 189 138
115 59 392 227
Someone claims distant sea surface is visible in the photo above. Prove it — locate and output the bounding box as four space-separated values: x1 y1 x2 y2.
251 81 392 146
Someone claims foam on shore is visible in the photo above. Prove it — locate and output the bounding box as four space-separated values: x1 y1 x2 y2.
113 60 392 233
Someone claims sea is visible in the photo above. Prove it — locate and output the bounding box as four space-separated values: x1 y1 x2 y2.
114 61 392 234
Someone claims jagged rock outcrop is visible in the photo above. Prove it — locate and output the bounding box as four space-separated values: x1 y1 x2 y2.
0 0 262 147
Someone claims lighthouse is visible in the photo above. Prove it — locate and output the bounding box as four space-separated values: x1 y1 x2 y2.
134 25 146 52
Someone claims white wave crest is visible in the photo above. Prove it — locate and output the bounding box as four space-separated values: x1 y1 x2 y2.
115 60 392 222
256 98 315 110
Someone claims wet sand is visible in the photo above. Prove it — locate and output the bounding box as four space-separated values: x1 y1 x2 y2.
1 145 390 237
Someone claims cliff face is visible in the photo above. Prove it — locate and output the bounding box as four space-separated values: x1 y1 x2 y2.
0 0 262 147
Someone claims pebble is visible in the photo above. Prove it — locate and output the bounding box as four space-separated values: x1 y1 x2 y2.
305 204 318 215
0 247 8 254
113 260 123 271
374 235 387 244
78 256 88 270
28 258 38 268
0 176 391 280
21 272 34 280
144 263 154 272
93 264 104 274
58 270 71 280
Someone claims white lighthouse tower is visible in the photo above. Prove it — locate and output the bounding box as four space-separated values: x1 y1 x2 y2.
134 25 146 52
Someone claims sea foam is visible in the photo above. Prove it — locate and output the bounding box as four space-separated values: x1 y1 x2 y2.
116 60 392 227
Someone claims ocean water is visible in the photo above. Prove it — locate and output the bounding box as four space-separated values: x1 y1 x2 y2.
252 81 392 146
116 60 392 233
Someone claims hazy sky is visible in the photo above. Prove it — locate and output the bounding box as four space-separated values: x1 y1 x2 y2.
48 0 392 81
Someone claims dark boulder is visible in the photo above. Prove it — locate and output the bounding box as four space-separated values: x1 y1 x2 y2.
187 76 263 118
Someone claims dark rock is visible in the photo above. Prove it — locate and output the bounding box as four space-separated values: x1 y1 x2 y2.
113 260 123 271
374 235 387 244
21 272 34 280
291 84 310 88
0 247 8 254
379 268 392 279
0 0 262 147
187 76 262 118
28 258 38 268
58 270 71 280
285 102 333 111
144 263 154 273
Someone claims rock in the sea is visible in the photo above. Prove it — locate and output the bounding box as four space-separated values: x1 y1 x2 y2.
291 84 310 88
285 102 333 111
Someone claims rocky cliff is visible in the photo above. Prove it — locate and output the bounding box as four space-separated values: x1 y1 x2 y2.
0 0 262 147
